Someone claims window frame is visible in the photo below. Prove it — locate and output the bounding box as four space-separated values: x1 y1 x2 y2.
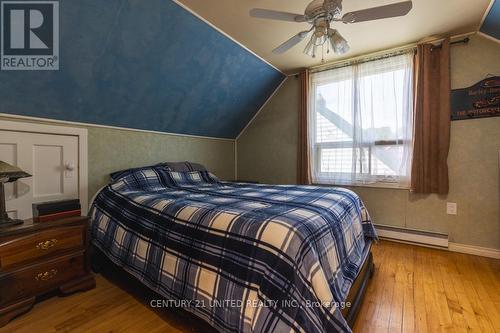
310 55 413 189
313 140 410 187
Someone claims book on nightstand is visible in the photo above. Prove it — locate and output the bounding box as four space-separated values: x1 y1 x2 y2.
32 199 81 222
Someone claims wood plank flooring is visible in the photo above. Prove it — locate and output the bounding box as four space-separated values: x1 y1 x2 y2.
2 240 499 333
353 241 499 333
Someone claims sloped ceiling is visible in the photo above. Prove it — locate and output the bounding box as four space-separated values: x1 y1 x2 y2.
0 0 285 139
178 0 493 73
480 0 500 40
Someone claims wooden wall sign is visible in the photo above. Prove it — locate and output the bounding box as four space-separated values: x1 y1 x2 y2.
450 76 500 120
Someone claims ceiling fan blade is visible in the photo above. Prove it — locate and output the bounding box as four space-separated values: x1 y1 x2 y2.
250 8 307 23
272 31 310 54
342 1 412 23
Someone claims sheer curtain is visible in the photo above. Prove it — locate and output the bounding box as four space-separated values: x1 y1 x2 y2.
309 52 414 187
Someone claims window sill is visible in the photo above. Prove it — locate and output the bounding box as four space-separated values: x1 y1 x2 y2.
312 181 410 190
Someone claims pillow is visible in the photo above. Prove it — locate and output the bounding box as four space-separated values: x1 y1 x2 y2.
158 161 207 172
163 170 220 187
110 161 207 182
110 163 168 182
111 167 166 192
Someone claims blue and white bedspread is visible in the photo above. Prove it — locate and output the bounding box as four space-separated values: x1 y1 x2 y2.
89 168 377 333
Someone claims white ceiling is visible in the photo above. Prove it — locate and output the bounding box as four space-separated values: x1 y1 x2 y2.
176 0 492 74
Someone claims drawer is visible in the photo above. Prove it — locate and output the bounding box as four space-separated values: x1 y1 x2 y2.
0 252 86 306
0 226 85 270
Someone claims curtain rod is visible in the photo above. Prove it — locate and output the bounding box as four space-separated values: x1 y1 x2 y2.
308 32 473 74
310 48 415 73
431 37 470 49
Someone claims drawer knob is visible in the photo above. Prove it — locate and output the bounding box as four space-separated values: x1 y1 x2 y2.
35 269 58 281
36 239 58 250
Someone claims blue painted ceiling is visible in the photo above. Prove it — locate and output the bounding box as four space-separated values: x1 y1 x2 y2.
0 0 285 139
480 0 500 40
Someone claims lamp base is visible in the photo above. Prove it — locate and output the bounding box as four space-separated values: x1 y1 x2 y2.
0 217 24 228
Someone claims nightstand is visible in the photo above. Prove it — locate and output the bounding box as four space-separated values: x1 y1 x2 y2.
0 216 95 327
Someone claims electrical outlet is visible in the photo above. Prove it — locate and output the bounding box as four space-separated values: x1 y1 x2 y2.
446 202 457 215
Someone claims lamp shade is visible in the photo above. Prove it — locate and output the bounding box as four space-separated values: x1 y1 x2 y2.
0 161 31 182
328 29 350 55
304 34 319 58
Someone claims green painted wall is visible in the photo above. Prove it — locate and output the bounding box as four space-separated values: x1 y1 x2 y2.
236 34 500 250
237 77 299 184
88 127 235 199
0 117 235 202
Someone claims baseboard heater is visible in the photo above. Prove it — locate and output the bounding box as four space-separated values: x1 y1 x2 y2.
374 224 449 248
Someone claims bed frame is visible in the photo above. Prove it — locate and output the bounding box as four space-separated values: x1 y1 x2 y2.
342 244 374 327
92 242 374 330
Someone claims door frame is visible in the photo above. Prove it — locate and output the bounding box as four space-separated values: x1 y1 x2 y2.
0 120 88 214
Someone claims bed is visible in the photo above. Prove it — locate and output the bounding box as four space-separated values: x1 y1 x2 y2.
89 164 377 333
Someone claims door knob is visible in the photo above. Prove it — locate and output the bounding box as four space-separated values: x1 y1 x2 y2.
64 162 75 171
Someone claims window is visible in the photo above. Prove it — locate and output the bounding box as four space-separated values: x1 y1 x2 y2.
309 52 414 187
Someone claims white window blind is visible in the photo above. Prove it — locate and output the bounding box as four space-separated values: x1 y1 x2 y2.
309 52 414 187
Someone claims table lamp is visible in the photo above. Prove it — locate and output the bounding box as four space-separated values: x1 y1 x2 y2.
0 161 31 228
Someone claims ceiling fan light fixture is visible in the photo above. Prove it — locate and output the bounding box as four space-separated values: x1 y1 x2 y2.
314 25 328 45
316 35 328 46
250 1 413 58
303 35 318 58
328 29 349 54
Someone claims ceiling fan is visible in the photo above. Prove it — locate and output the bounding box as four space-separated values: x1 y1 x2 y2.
249 0 413 58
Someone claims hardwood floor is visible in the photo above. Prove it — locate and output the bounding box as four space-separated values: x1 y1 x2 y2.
353 241 499 333
1 240 499 333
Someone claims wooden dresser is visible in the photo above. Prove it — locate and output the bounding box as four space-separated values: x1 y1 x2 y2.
0 216 95 327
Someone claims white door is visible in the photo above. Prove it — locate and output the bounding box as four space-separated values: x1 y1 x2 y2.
0 131 79 220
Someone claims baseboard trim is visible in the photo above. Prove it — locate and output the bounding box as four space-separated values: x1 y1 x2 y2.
375 225 449 248
375 225 499 259
448 242 500 259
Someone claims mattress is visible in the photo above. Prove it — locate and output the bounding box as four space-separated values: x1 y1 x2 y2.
89 168 377 333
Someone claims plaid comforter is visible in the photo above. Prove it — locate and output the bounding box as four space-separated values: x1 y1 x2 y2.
89 168 377 333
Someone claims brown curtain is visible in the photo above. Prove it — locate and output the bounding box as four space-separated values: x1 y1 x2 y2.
297 69 311 185
411 38 451 194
